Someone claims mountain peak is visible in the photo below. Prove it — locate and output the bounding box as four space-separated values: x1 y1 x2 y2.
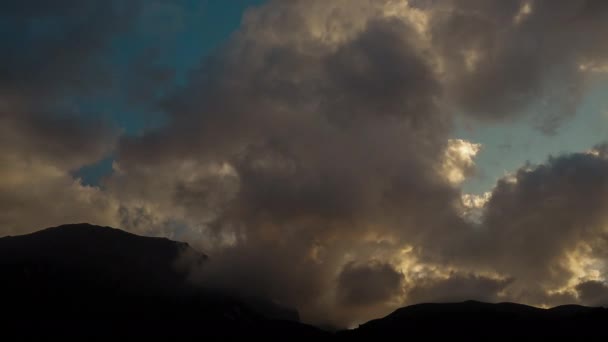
3 224 607 338
1 223 312 338
341 301 608 338
0 223 205 296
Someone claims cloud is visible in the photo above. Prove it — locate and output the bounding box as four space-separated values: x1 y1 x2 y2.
337 261 404 307
4 0 608 329
576 281 608 306
112 0 608 326
0 1 137 98
114 1 466 327
0 155 119 235
405 273 513 304
460 191 492 223
0 0 133 170
0 0 181 235
441 139 481 185
0 0 144 235
425 0 608 132
438 146 608 306
0 0 189 173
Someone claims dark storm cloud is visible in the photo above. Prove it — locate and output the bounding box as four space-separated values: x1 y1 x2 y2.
118 0 457 234
432 146 608 306
483 151 608 275
0 0 144 168
182 228 347 324
337 261 404 307
113 0 608 326
426 0 608 132
0 0 139 99
405 273 513 304
0 0 186 234
0 0 188 169
325 18 441 123
576 281 608 306
116 0 464 326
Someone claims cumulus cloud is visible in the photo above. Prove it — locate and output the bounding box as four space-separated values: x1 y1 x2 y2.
337 261 404 307
4 0 608 329
438 147 608 307
113 1 467 326
576 281 608 306
441 139 481 185
0 0 143 234
425 0 608 132
0 155 119 235
405 273 513 304
460 191 492 223
0 0 192 170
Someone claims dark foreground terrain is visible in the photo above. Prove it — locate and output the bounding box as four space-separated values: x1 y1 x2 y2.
2 224 607 339
339 300 608 340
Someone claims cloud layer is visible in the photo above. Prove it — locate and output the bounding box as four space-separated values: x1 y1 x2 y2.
2 0 608 328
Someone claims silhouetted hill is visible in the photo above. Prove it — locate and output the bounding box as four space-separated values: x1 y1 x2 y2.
339 300 608 339
0 223 205 295
0 224 326 338
3 224 607 339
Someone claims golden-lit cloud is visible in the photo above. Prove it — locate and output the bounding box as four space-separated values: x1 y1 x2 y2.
441 139 481 185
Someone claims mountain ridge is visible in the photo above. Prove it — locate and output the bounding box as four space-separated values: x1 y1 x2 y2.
2 224 607 339
341 298 608 339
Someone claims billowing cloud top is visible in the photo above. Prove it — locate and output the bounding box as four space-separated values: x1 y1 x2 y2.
2 0 608 328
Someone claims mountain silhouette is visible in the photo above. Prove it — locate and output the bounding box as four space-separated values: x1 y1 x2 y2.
1 223 205 295
339 300 608 339
2 224 607 339
0 224 326 338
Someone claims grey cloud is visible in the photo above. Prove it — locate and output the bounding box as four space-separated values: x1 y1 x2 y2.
0 0 183 235
325 18 441 123
0 114 117 170
337 261 404 307
0 1 141 236
115 0 608 326
115 1 464 327
0 0 141 170
186 240 337 316
426 0 608 132
405 273 513 304
436 149 608 306
576 281 608 307
0 1 140 99
0 0 184 170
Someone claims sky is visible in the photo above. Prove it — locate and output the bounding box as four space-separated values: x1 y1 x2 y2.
2 0 608 328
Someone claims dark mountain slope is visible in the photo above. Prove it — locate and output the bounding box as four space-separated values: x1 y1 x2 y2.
339 300 608 339
3 224 607 339
0 224 328 339
0 223 205 295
